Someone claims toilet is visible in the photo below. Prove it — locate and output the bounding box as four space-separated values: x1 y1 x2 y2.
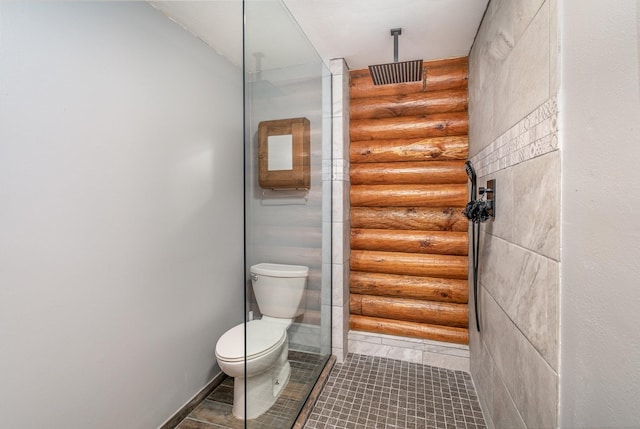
215 263 309 420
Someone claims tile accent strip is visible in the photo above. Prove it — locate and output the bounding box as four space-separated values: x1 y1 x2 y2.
471 96 558 177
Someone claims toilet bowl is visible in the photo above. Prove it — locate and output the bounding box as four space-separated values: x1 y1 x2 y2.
215 263 308 420
215 318 290 420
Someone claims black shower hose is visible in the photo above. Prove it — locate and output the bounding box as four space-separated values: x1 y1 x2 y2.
471 219 481 332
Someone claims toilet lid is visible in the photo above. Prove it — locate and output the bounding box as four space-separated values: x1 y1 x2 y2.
215 320 285 362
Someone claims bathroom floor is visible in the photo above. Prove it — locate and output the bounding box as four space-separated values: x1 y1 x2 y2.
175 352 486 429
303 354 486 429
175 350 326 429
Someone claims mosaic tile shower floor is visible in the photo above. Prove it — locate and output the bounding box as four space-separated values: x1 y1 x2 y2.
303 354 486 429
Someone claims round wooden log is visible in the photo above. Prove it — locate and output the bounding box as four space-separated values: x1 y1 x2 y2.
350 314 469 344
350 271 468 304
350 207 468 232
350 160 467 185
350 250 468 279
351 228 468 256
350 294 362 315
350 89 468 120
350 61 468 99
350 112 468 141
350 294 468 328
350 184 468 208
350 136 468 163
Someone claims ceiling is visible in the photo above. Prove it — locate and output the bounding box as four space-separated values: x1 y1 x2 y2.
282 0 489 70
150 0 489 71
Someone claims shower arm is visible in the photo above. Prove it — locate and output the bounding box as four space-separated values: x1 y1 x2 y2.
391 28 401 62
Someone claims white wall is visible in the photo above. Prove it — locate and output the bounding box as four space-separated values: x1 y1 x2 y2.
560 1 640 426
0 3 243 428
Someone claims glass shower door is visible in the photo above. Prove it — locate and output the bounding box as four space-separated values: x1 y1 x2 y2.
243 0 332 427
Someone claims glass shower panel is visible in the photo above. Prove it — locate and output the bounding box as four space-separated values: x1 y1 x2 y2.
243 0 332 427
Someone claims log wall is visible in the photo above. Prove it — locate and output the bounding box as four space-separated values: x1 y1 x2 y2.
349 57 469 345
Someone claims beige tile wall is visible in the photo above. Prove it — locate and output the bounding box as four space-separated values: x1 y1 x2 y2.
468 1 560 428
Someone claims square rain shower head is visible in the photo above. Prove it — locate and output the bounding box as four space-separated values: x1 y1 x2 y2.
368 28 423 86
368 59 423 85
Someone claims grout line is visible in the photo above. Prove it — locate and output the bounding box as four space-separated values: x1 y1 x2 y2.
481 228 560 263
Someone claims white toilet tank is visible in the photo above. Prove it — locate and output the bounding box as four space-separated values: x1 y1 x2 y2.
251 263 309 319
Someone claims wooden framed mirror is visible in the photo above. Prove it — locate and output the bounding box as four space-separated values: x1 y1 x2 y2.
258 117 310 190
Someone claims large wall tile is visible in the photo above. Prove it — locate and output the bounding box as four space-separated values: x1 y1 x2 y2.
469 1 559 427
482 290 558 429
468 66 496 156
511 151 559 260
470 339 495 428
331 218 350 266
480 235 558 368
473 338 527 429
469 32 498 155
490 365 527 429
331 257 349 307
469 0 549 155
549 0 559 95
349 330 470 372
332 180 350 222
349 339 423 364
490 0 546 51
493 1 549 137
331 303 349 361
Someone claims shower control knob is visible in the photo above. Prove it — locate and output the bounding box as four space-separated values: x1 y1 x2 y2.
479 187 493 195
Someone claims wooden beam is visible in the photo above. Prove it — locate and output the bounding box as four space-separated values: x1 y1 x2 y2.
350 112 468 141
350 89 468 120
350 136 468 163
350 314 468 344
350 184 468 207
350 294 468 328
350 271 468 304
351 228 468 256
350 207 468 232
350 250 468 279
350 160 467 185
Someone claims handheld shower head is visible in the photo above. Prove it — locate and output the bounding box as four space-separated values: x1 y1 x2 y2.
464 160 476 183
464 160 477 201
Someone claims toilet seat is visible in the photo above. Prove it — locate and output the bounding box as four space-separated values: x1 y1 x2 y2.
215 319 286 363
